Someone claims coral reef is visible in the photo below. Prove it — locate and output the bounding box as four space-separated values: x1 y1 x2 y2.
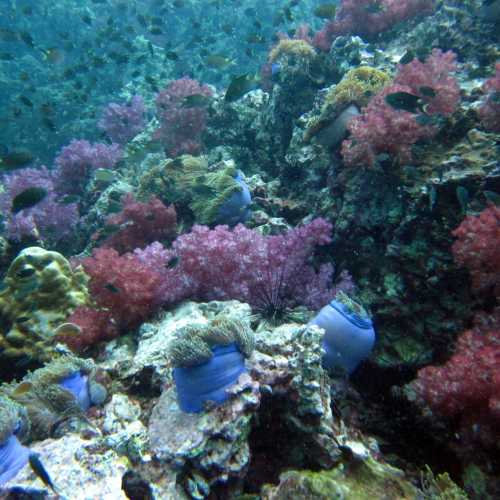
411 310 500 451
313 0 436 50
304 66 391 147
169 316 255 413
147 301 341 496
75 248 166 333
138 155 252 226
451 205 500 299
0 396 30 486
309 293 376 374
261 457 420 499
168 219 345 318
0 247 89 368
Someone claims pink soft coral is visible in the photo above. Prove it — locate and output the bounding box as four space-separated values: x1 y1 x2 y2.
313 0 435 50
100 194 176 253
341 50 459 167
169 219 352 315
154 77 212 157
395 49 460 114
452 205 500 300
478 62 500 132
341 84 436 167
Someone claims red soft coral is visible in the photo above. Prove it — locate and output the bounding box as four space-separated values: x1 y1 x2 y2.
395 49 460 115
101 194 176 253
57 307 119 353
452 205 500 300
478 62 500 132
80 248 164 330
413 310 500 448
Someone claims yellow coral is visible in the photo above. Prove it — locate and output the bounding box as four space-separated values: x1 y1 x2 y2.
324 66 391 113
304 66 390 143
269 39 316 64
0 247 89 364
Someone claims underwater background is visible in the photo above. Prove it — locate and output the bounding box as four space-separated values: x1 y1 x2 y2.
0 0 499 498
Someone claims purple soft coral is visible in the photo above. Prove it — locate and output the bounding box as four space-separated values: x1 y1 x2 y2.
98 95 146 144
0 167 79 245
54 139 122 194
138 219 353 317
154 78 212 157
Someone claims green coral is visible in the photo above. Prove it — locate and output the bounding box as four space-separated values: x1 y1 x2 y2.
420 465 468 499
324 66 391 113
169 315 255 368
0 247 89 365
262 457 420 499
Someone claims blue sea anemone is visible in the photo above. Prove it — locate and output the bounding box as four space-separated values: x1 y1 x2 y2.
309 293 375 374
173 343 247 413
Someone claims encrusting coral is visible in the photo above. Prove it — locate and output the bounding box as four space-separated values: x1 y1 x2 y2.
0 247 89 366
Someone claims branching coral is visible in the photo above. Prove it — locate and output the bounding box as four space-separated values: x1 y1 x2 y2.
78 248 165 331
412 310 500 449
168 219 351 318
411 205 500 450
54 139 122 194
